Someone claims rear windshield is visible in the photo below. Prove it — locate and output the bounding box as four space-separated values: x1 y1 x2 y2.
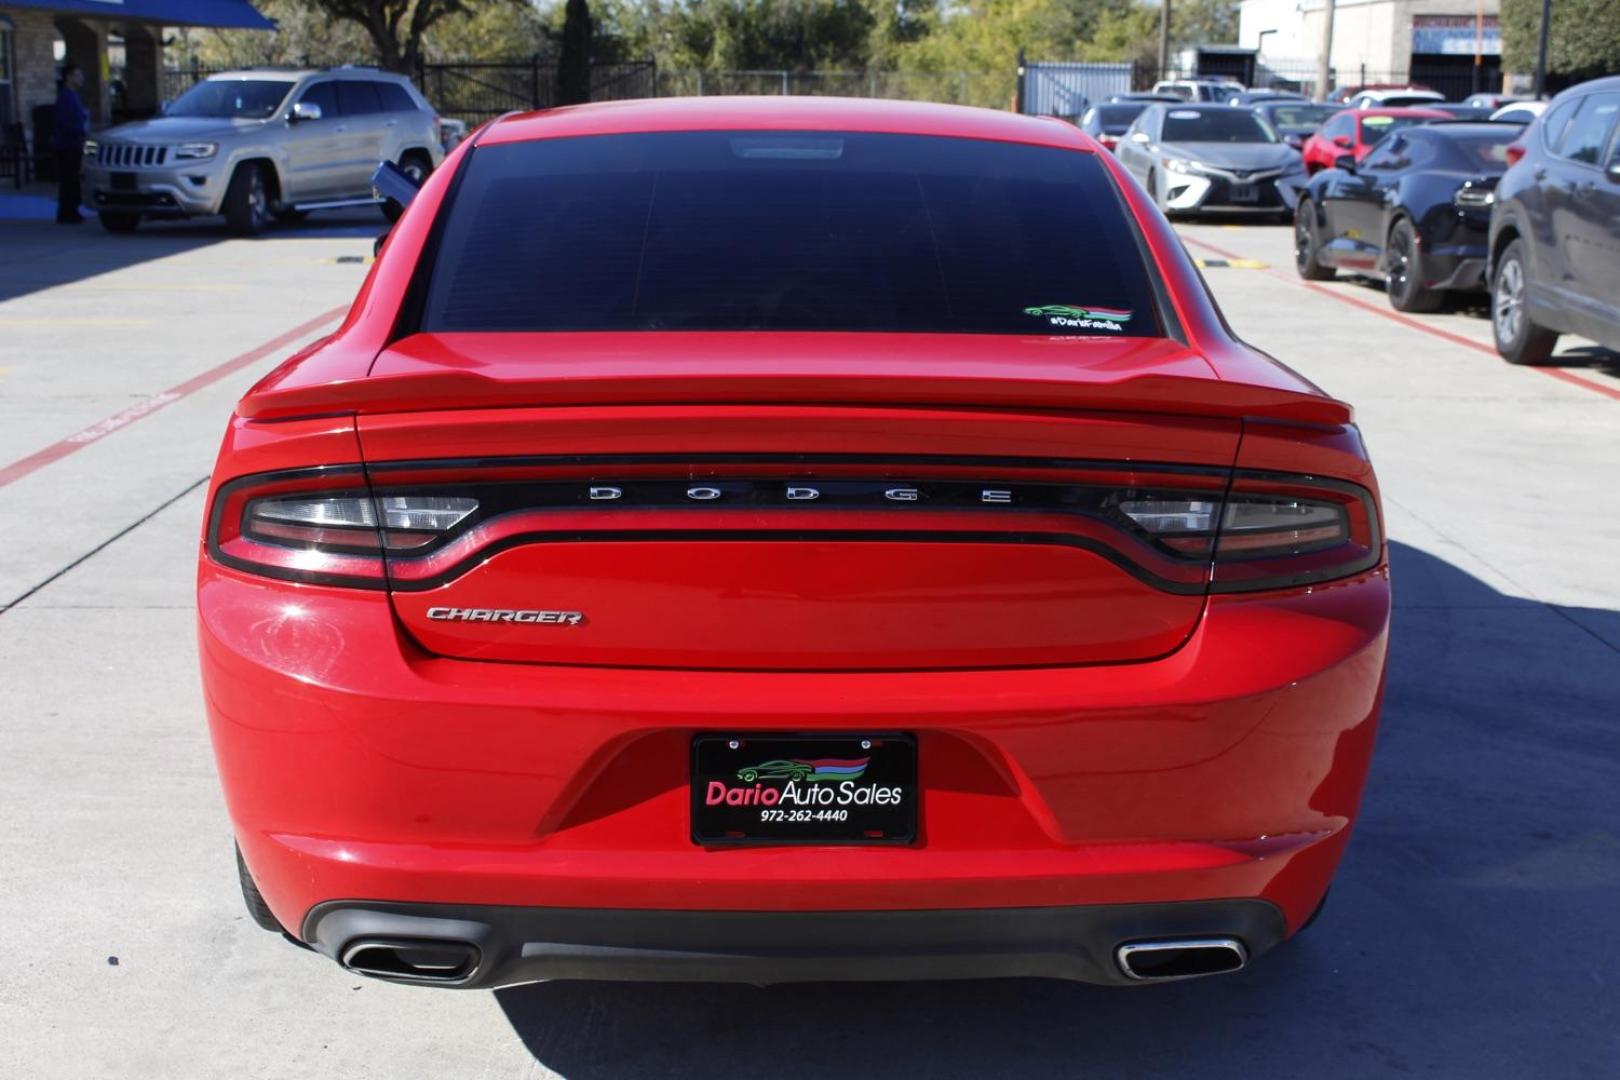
1093 104 1147 130
1265 104 1338 130
1359 115 1428 143
1445 134 1516 169
421 131 1161 337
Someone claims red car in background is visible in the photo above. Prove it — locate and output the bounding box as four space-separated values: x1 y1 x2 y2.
1302 106 1450 173
200 96 1390 990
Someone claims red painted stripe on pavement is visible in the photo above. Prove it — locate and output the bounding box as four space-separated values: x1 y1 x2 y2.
1180 233 1620 402
0 305 347 491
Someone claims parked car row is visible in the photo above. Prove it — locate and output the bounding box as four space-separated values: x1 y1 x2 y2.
1292 76 1620 366
1080 83 1565 222
81 67 446 235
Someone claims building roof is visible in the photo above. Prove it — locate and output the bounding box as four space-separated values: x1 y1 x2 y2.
2 0 272 29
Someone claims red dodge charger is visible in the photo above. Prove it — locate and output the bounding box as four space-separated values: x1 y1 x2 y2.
200 97 1390 988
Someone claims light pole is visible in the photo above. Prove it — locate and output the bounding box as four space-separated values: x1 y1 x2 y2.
1316 0 1336 101
1533 0 1552 99
1159 0 1173 83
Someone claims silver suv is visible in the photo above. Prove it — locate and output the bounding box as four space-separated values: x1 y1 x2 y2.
82 68 444 235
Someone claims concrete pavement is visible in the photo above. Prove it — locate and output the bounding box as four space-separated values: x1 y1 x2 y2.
1 215 1616 1078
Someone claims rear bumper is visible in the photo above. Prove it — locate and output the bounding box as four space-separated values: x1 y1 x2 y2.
203 550 1389 952
304 898 1286 987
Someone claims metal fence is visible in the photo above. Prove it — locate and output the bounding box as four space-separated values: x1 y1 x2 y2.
657 70 1015 110
416 59 656 126
161 62 234 103
1018 62 1133 117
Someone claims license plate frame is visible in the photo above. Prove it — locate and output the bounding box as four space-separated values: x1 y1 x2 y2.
691 733 917 846
110 172 137 191
1229 182 1259 203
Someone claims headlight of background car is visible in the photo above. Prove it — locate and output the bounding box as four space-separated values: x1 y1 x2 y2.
1163 158 1197 175
173 143 218 161
83 138 99 158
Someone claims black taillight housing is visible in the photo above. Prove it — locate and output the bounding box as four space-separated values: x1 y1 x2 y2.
206 463 1379 594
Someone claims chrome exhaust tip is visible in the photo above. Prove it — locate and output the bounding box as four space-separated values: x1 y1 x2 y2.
1116 937 1248 982
339 939 481 985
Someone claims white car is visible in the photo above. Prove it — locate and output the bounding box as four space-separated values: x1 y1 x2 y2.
1346 88 1445 109
1489 100 1549 124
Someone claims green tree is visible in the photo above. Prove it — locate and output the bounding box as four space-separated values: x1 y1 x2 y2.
1501 0 1620 77
183 0 377 69
297 0 523 73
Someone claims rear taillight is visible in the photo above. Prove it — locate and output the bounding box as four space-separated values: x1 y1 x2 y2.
1505 139 1526 166
1210 475 1381 591
207 468 482 587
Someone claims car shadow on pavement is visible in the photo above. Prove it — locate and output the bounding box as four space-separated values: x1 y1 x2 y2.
492 541 1620 1078
0 211 384 305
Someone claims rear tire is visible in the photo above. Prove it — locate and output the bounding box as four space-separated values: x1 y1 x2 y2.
1294 201 1334 281
1491 239 1558 365
223 162 272 237
1385 218 1442 313
97 212 140 234
236 845 285 934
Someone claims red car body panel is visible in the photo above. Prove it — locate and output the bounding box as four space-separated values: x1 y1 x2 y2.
199 97 1389 986
1300 106 1450 174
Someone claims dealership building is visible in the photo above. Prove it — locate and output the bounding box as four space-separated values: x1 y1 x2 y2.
1238 0 1504 96
0 0 268 140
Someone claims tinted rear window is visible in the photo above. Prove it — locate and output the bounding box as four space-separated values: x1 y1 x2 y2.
377 82 418 113
421 132 1160 337
1094 104 1146 129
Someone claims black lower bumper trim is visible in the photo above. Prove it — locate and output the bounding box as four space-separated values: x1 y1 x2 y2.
302 898 1286 988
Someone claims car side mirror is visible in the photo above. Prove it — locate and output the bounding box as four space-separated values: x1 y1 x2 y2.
1332 134 1352 148
1333 154 1358 173
371 159 422 210
1608 161 1620 184
290 101 322 123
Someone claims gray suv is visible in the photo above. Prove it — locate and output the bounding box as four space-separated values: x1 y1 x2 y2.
82 68 444 235
1488 76 1620 364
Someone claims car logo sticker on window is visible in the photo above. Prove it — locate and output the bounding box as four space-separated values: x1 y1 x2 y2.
1023 304 1131 332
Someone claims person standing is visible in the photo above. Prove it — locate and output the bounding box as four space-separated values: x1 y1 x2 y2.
53 62 89 225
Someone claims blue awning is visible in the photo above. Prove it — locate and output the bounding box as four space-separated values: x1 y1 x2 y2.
0 0 273 29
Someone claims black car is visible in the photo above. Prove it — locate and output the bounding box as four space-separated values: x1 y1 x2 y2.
1108 93 1184 104
1488 77 1620 364
1431 104 1498 121
1255 101 1341 150
1078 102 1150 152
1294 122 1522 312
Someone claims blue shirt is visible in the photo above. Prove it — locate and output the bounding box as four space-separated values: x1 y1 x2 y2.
53 84 89 150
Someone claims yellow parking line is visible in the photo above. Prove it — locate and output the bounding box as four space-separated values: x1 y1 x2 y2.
1194 258 1270 270
0 316 156 326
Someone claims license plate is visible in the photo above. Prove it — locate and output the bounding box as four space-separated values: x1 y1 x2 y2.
691 734 916 845
1229 182 1259 203
110 172 137 191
